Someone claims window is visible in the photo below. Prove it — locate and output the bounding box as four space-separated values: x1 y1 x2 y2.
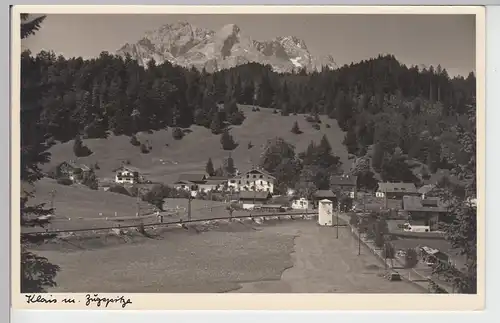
247 175 250 178
260 175 263 179
260 181 263 185
230 180 235 183
247 181 250 185
238 180 241 184
253 175 256 179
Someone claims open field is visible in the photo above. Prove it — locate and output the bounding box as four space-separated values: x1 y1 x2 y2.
44 106 350 184
22 178 156 232
23 181 237 232
23 182 310 232
32 221 425 293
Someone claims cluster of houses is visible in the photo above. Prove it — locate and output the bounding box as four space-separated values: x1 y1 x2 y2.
172 167 277 197
50 161 92 183
113 165 450 232
50 160 451 232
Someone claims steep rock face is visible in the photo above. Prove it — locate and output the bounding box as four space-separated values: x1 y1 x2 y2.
116 22 337 73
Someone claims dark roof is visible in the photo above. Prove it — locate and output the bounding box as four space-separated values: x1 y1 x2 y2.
201 179 226 185
207 176 229 180
330 175 358 187
60 161 91 172
313 190 336 198
238 191 271 200
377 182 418 194
178 173 207 182
240 167 276 179
403 196 448 213
173 180 192 185
116 165 140 173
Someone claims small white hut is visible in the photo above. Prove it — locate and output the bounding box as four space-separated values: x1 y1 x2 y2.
318 199 333 226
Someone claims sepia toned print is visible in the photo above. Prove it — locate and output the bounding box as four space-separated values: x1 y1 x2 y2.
12 5 484 310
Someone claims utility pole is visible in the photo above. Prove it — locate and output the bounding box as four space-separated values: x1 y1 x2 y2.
358 224 361 255
336 189 341 239
136 190 140 217
188 193 192 221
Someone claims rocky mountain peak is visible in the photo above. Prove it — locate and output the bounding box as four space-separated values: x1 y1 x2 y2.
116 21 336 73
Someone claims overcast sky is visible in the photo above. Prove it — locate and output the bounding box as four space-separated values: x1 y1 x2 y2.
22 14 476 77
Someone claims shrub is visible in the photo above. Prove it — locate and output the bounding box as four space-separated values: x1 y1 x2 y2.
382 242 395 259
130 135 141 146
349 213 359 227
94 162 100 170
404 248 419 269
73 136 93 157
220 129 238 151
374 232 385 248
172 127 184 140
273 109 278 114
82 170 98 190
140 144 150 154
305 115 315 123
56 177 73 186
255 107 261 111
312 123 320 130
291 121 302 134
228 110 245 125
326 123 331 128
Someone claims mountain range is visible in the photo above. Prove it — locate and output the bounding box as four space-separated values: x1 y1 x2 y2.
116 21 338 73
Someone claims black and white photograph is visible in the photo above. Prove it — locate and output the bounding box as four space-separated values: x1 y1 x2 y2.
14 6 482 305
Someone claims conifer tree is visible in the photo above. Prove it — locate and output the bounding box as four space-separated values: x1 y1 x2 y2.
206 158 215 176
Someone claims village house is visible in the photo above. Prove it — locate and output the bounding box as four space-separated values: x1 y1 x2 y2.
227 167 276 193
115 166 140 184
375 182 419 199
312 190 336 208
402 195 449 231
197 176 228 193
330 174 358 198
238 191 272 210
291 197 310 210
173 173 208 196
55 161 91 182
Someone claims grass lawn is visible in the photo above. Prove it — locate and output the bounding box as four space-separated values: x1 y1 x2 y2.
44 106 350 185
22 178 156 232
33 221 424 293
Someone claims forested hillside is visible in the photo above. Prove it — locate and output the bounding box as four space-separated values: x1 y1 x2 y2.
21 50 476 186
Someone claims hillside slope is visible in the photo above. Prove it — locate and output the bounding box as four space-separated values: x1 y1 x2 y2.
44 106 350 185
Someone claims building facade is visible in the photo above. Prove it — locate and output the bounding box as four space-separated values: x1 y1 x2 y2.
376 182 419 199
115 166 140 184
402 196 448 231
227 168 275 193
238 191 272 210
330 175 358 198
